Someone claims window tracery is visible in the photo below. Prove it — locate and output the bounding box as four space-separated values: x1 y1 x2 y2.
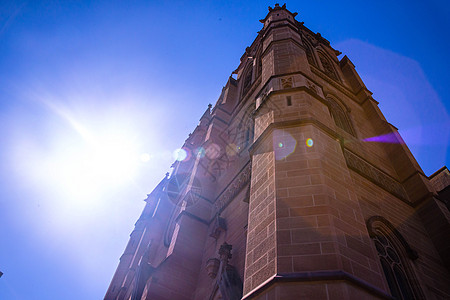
318 51 338 80
374 232 415 299
326 97 355 136
367 216 423 300
242 66 253 96
232 105 255 151
256 49 262 78
303 41 316 66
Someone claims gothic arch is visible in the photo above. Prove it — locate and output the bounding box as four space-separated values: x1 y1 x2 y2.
317 50 339 81
325 95 355 136
164 204 179 247
235 104 255 151
366 216 424 300
302 40 317 66
241 63 254 98
255 47 263 79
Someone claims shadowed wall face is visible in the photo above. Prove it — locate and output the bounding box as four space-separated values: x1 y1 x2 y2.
105 4 450 300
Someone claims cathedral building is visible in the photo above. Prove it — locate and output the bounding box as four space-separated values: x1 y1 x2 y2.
105 4 450 299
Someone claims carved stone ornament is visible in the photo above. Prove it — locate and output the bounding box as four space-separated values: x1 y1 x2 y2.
210 215 227 239
280 76 293 89
343 149 408 199
219 242 232 264
306 80 318 94
206 258 220 279
319 52 337 80
305 45 316 66
214 163 252 212
268 3 285 12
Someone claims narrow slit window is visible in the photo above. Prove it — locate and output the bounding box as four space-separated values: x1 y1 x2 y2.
286 96 292 106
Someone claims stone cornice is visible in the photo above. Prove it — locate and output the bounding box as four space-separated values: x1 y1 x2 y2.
248 117 339 157
342 148 409 202
254 84 329 116
247 116 413 206
213 161 252 214
260 22 300 45
175 210 209 226
241 271 394 300
254 70 362 111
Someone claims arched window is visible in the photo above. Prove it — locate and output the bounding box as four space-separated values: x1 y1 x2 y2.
367 216 423 300
237 116 254 150
242 65 253 96
326 97 355 136
244 127 254 148
255 49 262 78
303 41 316 66
318 51 338 80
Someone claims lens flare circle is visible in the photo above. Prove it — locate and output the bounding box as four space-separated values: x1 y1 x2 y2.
195 147 206 158
205 143 221 159
226 143 238 156
306 138 314 147
273 130 297 160
173 148 189 161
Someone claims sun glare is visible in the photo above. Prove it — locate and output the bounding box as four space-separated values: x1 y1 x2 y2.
89 135 138 181
39 128 142 210
12 98 158 212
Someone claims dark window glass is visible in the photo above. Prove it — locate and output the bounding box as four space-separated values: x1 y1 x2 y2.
373 233 416 300
242 67 253 96
287 96 292 106
304 43 316 66
380 258 402 299
318 52 337 80
327 99 354 136
394 265 415 300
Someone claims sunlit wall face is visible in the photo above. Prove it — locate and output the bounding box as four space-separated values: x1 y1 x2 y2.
0 1 449 300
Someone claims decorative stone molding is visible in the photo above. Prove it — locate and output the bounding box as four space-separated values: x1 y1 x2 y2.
318 51 338 81
343 149 408 200
366 216 418 260
306 79 319 94
280 76 293 89
214 163 252 213
206 258 220 279
219 242 233 264
208 243 243 300
210 215 227 239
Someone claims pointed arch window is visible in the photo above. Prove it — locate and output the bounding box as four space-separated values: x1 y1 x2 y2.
318 51 338 80
242 66 253 97
303 41 316 66
367 216 423 300
256 49 262 79
326 97 355 136
236 105 255 150
244 126 254 148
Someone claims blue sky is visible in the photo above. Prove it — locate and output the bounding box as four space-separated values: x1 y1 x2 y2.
0 1 449 299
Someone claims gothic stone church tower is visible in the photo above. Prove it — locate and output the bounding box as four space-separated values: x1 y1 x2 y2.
105 4 450 300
